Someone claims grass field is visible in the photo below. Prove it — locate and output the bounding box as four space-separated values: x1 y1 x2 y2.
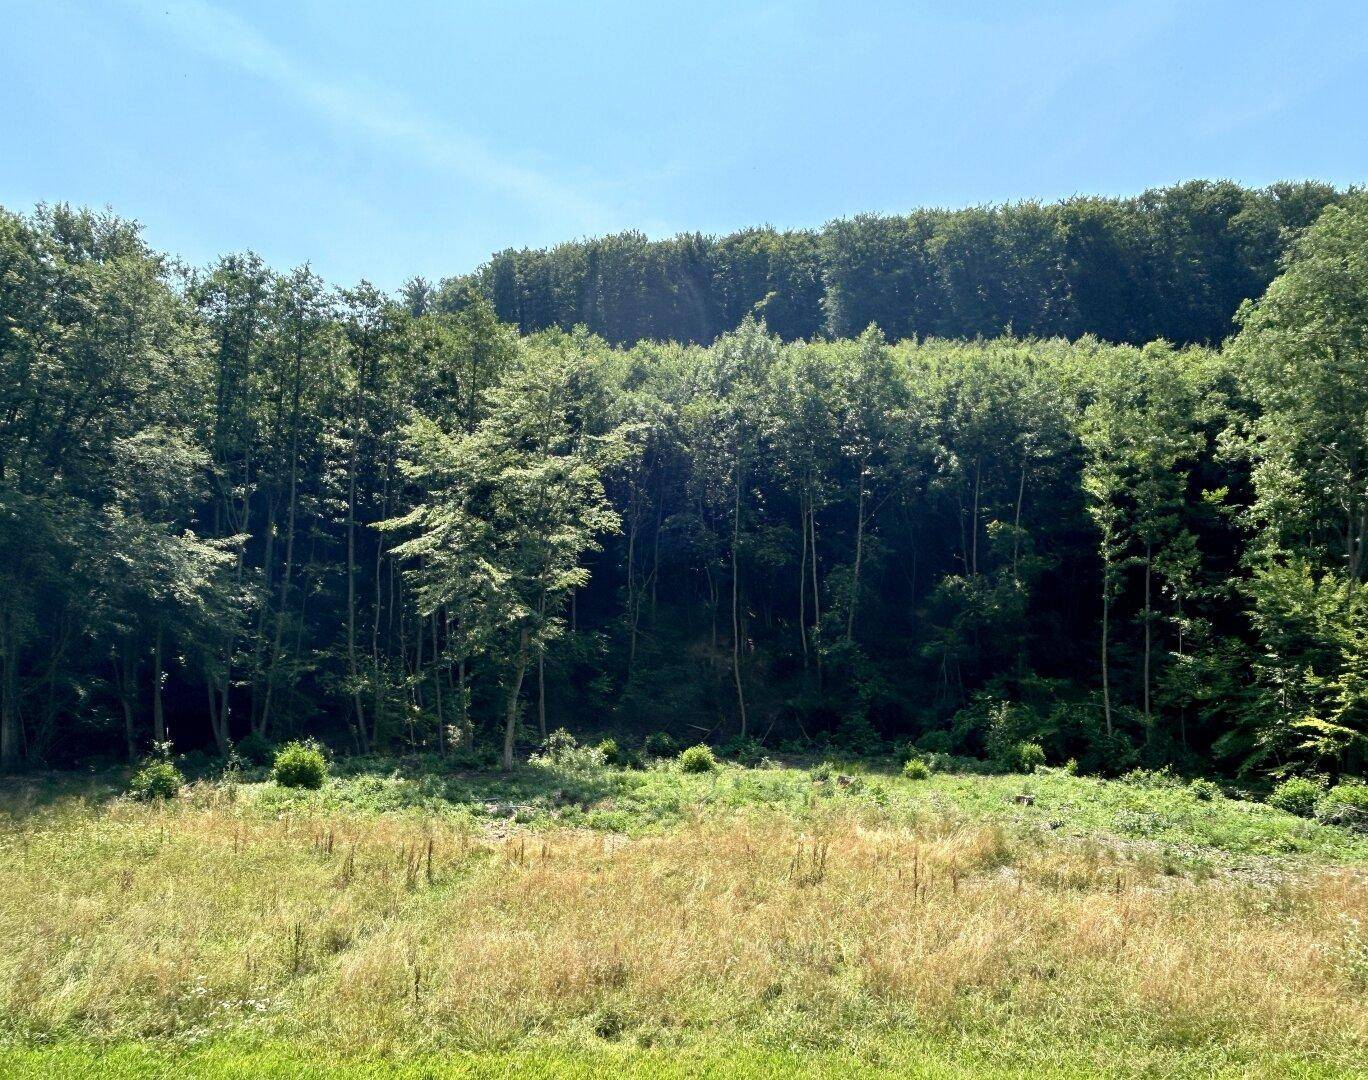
1 756 1365 1078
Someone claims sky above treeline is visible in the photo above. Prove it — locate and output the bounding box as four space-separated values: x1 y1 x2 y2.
4 0 1367 290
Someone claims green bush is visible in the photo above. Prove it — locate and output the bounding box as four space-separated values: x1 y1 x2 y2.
643 732 679 758
678 744 718 773
1006 740 1047 774
235 732 274 767
720 736 763 767
595 738 624 766
272 740 329 789
902 757 932 781
1187 778 1223 802
128 760 183 801
914 730 953 756
1268 776 1325 817
530 729 605 772
1315 780 1368 829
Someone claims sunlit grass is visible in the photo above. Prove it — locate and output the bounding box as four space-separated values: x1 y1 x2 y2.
1 761 1365 1077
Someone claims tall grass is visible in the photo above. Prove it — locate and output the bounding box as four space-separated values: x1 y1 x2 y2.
1 783 1364 1074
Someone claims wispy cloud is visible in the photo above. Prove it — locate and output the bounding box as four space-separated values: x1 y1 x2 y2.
123 0 614 234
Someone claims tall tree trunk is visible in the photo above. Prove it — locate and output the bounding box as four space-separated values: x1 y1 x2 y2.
809 496 823 683
346 462 368 754
502 628 530 771
731 462 747 737
152 624 166 746
626 478 639 668
1012 459 1027 585
0 606 19 771
118 642 137 763
1143 540 1152 741
798 488 809 665
370 484 389 752
259 397 303 737
971 455 981 577
1101 550 1113 737
206 675 230 756
847 464 866 643
431 612 444 754
537 650 547 739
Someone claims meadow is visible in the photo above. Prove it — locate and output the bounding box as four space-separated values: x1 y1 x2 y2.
1 755 1365 1078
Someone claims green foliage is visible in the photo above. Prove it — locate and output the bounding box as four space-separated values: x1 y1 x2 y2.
1268 776 1326 817
643 732 679 759
530 729 606 773
272 741 329 789
902 757 932 781
127 760 183 801
1006 741 1047 774
1316 780 1368 830
1187 778 1222 802
915 730 954 756
234 733 274 767
4 190 1367 790
719 736 764 767
594 738 625 766
678 745 718 773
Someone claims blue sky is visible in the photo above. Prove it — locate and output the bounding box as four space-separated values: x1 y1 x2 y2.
3 1 1366 289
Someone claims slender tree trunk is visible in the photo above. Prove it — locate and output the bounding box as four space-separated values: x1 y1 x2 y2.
1101 551 1113 736
346 462 368 753
502 628 530 771
971 455 981 576
650 475 664 621
626 478 639 668
537 650 547 739
152 624 166 746
370 483 389 752
431 612 444 754
731 462 747 737
847 463 866 643
809 497 823 683
798 488 809 665
206 676 230 756
1012 459 1027 585
0 606 19 771
1143 540 1153 741
118 642 137 763
260 414 302 737
457 656 468 733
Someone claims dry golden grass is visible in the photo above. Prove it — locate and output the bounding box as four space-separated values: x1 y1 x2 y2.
1 786 1365 1074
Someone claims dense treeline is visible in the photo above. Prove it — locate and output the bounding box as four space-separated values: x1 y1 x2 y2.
441 180 1345 347
1 193 1366 779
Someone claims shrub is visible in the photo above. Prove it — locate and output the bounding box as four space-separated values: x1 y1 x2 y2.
272 740 329 789
1268 775 1325 817
923 751 955 774
1315 780 1368 830
1120 765 1183 789
834 714 883 756
902 757 932 781
128 760 183 801
678 744 718 773
810 760 837 782
234 732 274 767
595 738 624 766
643 732 679 758
914 730 953 756
530 729 605 772
1187 778 1222 802
1006 740 1047 774
719 736 763 767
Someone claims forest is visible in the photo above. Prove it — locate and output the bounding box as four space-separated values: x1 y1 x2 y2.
1 180 1366 783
